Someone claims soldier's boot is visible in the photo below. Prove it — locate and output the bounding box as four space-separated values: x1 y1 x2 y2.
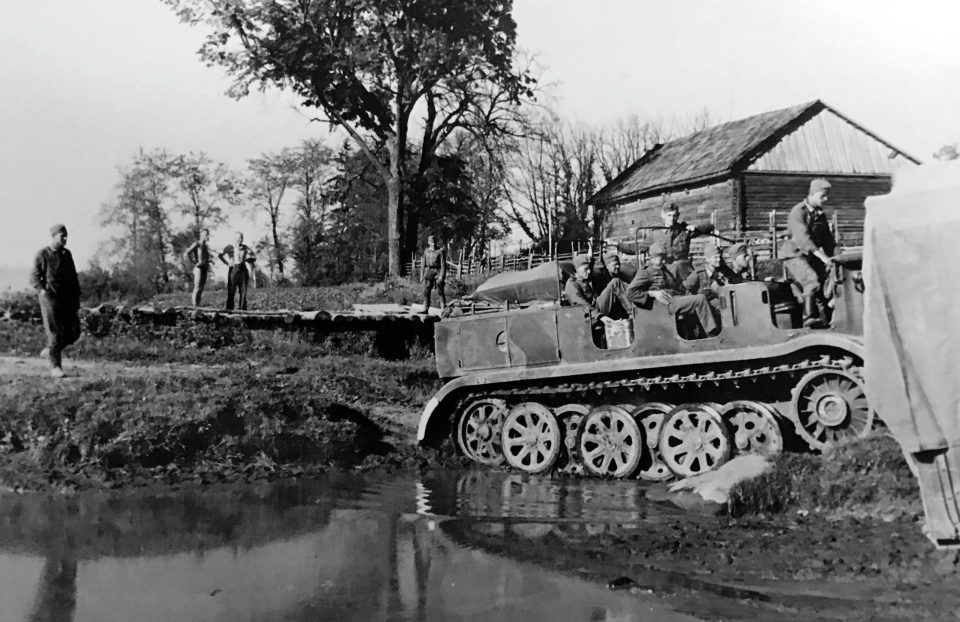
803 295 826 329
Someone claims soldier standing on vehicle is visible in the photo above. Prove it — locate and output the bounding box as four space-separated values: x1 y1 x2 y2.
627 243 718 337
218 232 256 310
644 203 715 280
786 178 836 328
29 224 81 378
421 235 447 312
183 228 211 307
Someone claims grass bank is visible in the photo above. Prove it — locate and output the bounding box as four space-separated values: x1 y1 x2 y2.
0 358 442 491
727 433 923 520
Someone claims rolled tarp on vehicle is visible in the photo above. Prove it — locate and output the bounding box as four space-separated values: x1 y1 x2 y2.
470 260 573 305
863 162 960 548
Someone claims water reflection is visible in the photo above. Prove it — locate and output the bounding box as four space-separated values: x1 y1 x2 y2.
0 471 698 622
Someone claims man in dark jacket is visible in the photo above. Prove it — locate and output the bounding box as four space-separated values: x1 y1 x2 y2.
627 243 718 337
786 178 836 327
30 224 81 377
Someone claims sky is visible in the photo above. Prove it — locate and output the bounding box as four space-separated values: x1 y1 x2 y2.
2 0 959 280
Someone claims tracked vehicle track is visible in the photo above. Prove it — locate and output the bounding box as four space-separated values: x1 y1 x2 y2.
449 354 873 481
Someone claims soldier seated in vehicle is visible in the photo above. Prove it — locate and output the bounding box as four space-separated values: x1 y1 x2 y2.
565 253 635 347
627 243 719 338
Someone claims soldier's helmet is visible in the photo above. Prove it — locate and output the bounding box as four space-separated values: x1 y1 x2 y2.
779 240 802 259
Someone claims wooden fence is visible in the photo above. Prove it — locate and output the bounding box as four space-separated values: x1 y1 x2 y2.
406 210 857 278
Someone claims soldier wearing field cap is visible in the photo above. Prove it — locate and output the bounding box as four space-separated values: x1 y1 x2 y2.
595 250 633 320
564 254 598 309
642 203 716 281
787 178 836 328
627 243 718 337
29 224 81 378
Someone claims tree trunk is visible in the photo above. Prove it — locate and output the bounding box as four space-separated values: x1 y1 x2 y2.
271 216 284 280
386 103 407 276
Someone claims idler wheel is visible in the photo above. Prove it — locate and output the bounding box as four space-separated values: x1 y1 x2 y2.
578 405 644 478
501 402 562 474
659 403 732 478
627 402 675 482
790 368 873 450
720 401 784 458
554 403 589 474
456 398 507 465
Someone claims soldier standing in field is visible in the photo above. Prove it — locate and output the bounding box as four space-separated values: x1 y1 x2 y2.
421 235 446 312
786 178 836 328
218 232 256 310
183 228 211 307
29 224 81 378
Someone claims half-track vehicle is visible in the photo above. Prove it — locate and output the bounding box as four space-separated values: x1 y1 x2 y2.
418 252 870 481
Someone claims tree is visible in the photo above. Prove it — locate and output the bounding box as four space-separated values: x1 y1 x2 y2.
505 113 599 250
164 0 534 276
247 148 297 281
173 152 242 237
99 149 179 291
287 139 337 284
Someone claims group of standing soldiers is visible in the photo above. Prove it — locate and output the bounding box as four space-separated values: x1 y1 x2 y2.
564 177 839 336
183 230 257 310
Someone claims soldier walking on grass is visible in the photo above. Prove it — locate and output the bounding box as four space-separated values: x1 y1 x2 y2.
421 235 446 312
218 232 256 310
29 224 81 378
183 228 211 307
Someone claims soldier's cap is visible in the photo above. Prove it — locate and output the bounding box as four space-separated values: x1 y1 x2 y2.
809 178 832 195
727 243 750 258
661 203 679 213
703 245 721 259
573 254 591 268
779 240 801 258
647 243 666 257
603 250 620 264
50 223 67 237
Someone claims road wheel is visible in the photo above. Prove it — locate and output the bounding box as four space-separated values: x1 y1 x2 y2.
659 403 732 478
721 400 784 457
630 402 675 481
501 402 562 474
579 405 644 478
456 398 506 465
555 403 589 474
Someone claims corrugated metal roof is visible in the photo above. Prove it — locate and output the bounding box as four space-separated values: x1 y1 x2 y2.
590 100 920 207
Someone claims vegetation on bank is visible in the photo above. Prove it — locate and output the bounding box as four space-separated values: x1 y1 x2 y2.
727 433 923 520
0 353 441 491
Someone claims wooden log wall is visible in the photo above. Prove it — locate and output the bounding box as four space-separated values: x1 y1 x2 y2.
595 179 735 242
740 173 892 246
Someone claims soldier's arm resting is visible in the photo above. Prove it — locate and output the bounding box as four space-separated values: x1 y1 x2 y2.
682 270 700 294
29 252 45 291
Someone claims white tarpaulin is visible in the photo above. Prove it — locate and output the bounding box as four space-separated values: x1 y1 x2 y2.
864 162 960 547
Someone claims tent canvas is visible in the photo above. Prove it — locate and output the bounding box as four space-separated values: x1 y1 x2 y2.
863 162 960 547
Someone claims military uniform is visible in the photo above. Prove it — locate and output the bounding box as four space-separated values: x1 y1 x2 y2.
787 198 835 299
626 262 718 336
219 242 255 310
30 226 81 371
422 245 446 310
644 222 715 280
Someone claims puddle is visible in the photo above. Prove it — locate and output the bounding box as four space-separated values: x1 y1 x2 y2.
0 469 712 622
